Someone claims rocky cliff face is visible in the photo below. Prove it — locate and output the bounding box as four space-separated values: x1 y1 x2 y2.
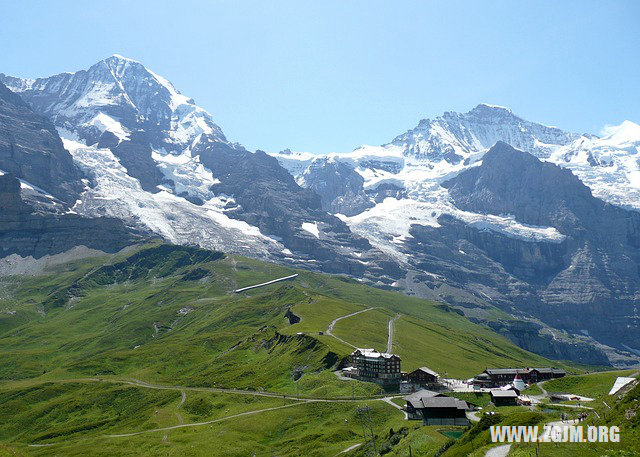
1 57 402 283
300 157 374 216
0 82 82 204
193 139 399 279
408 143 640 354
0 174 141 258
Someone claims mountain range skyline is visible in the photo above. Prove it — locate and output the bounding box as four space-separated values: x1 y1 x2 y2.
3 54 638 158
4 0 639 155
2 53 640 368
3 4 640 454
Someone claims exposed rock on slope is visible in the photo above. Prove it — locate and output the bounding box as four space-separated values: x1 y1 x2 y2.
0 174 140 258
300 157 374 216
0 82 82 204
413 142 640 352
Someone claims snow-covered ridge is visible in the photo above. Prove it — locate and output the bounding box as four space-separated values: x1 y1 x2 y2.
3 56 639 265
1 57 288 257
270 105 640 250
1 55 226 153
59 130 279 256
1 54 233 204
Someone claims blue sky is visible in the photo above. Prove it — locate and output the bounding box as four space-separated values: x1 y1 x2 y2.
1 1 639 154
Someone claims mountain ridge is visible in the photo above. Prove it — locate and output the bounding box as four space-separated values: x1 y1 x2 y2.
1 56 639 367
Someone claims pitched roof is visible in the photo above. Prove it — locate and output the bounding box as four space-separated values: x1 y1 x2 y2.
484 367 565 376
403 389 443 409
421 397 469 410
352 348 399 359
411 367 439 377
490 389 518 398
485 368 528 375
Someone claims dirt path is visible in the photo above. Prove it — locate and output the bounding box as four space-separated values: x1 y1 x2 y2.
176 390 186 424
11 376 389 403
466 411 481 422
382 396 407 419
326 307 379 349
386 314 400 353
107 402 309 438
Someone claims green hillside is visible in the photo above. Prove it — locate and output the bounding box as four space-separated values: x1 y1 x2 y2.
0 242 576 455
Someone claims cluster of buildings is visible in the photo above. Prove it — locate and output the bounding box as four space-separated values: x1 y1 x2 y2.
473 367 565 388
345 349 441 391
342 350 570 421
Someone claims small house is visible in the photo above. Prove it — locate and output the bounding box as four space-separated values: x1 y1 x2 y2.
420 397 470 426
490 389 518 406
403 389 445 420
407 367 440 385
404 390 468 425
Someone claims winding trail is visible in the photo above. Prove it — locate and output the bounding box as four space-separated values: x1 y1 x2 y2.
107 402 308 438
386 314 401 353
382 396 407 420
176 390 186 424
18 376 405 447
11 376 389 404
326 307 379 349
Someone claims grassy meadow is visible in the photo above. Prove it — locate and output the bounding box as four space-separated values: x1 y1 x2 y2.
0 242 594 455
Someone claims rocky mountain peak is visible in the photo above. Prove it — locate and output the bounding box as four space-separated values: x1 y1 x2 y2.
390 104 581 162
0 56 226 154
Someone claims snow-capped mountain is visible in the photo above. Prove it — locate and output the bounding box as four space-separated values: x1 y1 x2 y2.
550 121 640 210
273 104 640 247
389 103 583 161
1 55 226 197
1 55 226 151
0 56 396 281
2 56 639 366
270 105 640 366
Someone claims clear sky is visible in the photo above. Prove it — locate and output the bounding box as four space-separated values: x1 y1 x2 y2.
1 1 639 154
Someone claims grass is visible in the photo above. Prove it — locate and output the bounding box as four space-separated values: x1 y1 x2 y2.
543 370 637 398
330 307 394 351
13 400 407 456
0 242 587 455
445 392 491 408
522 383 543 395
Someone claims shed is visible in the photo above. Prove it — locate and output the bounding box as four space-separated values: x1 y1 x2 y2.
490 389 518 406
403 389 445 420
407 367 440 384
420 397 470 426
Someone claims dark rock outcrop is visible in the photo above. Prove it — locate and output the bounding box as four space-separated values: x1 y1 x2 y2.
485 319 610 366
193 138 401 280
406 142 640 356
0 82 82 204
0 174 141 258
301 158 374 216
